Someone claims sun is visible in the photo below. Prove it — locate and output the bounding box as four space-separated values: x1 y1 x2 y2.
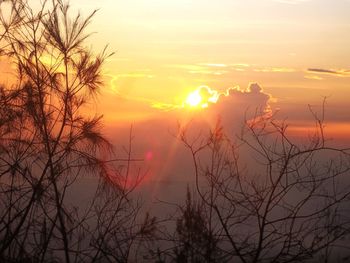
186 91 202 107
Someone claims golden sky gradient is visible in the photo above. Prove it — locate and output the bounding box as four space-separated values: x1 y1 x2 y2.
64 0 349 133
1 0 349 208
1 0 350 135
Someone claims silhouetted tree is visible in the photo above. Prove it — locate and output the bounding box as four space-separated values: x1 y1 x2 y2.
2 1 350 263
173 187 222 263
180 110 350 262
0 1 155 262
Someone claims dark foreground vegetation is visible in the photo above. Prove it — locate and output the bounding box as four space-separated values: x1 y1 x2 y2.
1 1 350 262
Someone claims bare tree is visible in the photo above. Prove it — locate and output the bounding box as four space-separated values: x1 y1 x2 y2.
180 110 350 262
0 1 155 262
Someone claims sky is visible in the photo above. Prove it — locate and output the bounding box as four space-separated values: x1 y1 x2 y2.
1 0 350 195
66 0 350 129
69 0 350 192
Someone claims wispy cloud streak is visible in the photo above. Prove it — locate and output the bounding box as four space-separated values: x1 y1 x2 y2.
307 68 350 77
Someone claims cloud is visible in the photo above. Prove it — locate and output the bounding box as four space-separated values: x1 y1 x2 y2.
104 71 155 94
198 86 219 102
138 83 272 186
231 63 251 71
202 83 271 132
189 70 228 75
149 83 271 183
165 63 301 76
307 68 350 77
231 63 250 68
253 67 297 73
166 64 229 76
157 82 270 114
198 63 227 68
273 0 311 4
165 64 204 71
304 75 323 80
151 101 182 111
213 83 270 112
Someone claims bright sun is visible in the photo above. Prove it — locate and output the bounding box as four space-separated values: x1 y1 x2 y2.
186 91 202 107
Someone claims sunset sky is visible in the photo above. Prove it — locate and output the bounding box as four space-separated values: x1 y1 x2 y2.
65 0 348 130
2 1 350 259
1 0 349 189
61 0 350 193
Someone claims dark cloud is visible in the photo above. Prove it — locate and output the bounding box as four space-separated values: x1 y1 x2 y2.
307 68 350 76
308 68 338 74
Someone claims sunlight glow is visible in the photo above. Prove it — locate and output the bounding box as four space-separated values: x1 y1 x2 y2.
185 86 220 109
186 91 202 107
